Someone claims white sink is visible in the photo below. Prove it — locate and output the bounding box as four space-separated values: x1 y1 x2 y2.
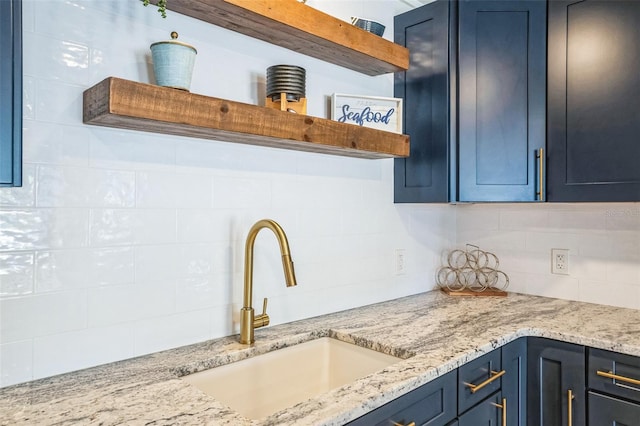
181 337 403 420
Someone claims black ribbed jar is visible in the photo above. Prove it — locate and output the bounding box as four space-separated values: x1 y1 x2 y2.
266 65 306 102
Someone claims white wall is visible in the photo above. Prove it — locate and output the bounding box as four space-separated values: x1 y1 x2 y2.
0 0 453 387
456 203 640 309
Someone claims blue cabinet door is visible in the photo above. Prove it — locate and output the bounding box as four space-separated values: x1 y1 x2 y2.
502 338 527 426
547 0 640 201
394 0 545 203
457 391 503 426
458 0 546 202
347 369 457 426
394 0 454 203
0 0 22 187
528 338 586 426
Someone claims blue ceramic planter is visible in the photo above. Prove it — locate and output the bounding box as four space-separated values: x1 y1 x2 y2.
150 32 197 91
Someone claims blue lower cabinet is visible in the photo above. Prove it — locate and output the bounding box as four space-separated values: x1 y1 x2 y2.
586 347 640 425
527 338 586 426
588 392 640 425
347 369 456 426
458 347 501 414
502 338 527 426
457 391 503 426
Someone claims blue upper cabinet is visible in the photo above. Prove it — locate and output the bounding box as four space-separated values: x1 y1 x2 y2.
394 0 453 203
394 0 546 203
547 0 640 202
458 0 546 202
0 0 22 187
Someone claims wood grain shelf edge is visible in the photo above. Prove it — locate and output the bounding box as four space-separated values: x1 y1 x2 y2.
82 78 410 159
162 0 409 76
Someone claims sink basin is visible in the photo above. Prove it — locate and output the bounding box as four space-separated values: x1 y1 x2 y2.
181 337 403 420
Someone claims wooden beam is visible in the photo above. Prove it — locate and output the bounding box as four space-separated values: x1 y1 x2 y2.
83 78 410 159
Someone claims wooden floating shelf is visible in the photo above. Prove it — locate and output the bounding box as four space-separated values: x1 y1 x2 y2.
160 0 409 76
82 78 410 159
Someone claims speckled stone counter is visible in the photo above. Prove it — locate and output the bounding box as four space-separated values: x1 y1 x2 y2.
2 291 640 425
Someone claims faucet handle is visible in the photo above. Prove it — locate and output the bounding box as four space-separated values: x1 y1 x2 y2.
253 297 270 329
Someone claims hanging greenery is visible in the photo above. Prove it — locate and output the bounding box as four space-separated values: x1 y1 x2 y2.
142 0 168 19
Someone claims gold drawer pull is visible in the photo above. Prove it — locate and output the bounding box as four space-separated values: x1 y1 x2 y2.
465 369 506 393
597 370 640 387
392 422 415 426
491 397 507 426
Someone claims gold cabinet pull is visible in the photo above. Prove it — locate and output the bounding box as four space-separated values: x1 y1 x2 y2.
392 422 415 426
536 148 545 201
491 397 507 426
597 370 640 387
464 370 506 393
567 389 574 426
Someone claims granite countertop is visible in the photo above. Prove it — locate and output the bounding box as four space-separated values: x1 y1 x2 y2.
2 290 640 425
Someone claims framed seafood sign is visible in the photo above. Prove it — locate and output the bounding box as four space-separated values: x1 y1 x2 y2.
331 93 403 134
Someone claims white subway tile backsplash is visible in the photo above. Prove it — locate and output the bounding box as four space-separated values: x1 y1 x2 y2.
499 208 549 230
0 164 36 207
606 260 640 286
35 79 83 126
212 176 271 210
0 340 33 388
136 171 177 209
136 171 212 209
35 247 134 292
23 33 89 85
573 256 607 282
36 165 135 208
175 276 232 313
0 253 34 297
525 274 580 301
579 279 639 310
89 129 176 171
456 205 501 233
605 205 640 231
0 291 87 344
456 203 640 313
607 231 640 260
0 209 88 251
33 325 134 380
134 245 180 283
89 209 135 247
22 77 35 120
525 231 581 253
23 121 90 166
133 210 176 245
133 310 212 356
548 209 607 233
87 281 174 328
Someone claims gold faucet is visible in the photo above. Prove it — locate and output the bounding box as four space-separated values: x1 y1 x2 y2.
239 219 297 344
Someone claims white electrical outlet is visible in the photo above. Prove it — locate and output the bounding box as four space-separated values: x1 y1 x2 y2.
551 248 569 275
395 249 406 275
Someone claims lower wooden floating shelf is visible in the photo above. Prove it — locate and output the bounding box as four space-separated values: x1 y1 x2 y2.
440 288 508 297
82 78 410 159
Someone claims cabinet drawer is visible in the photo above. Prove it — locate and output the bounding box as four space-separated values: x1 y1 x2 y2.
347 369 457 426
458 349 502 414
588 347 640 403
457 391 503 426
588 391 640 424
